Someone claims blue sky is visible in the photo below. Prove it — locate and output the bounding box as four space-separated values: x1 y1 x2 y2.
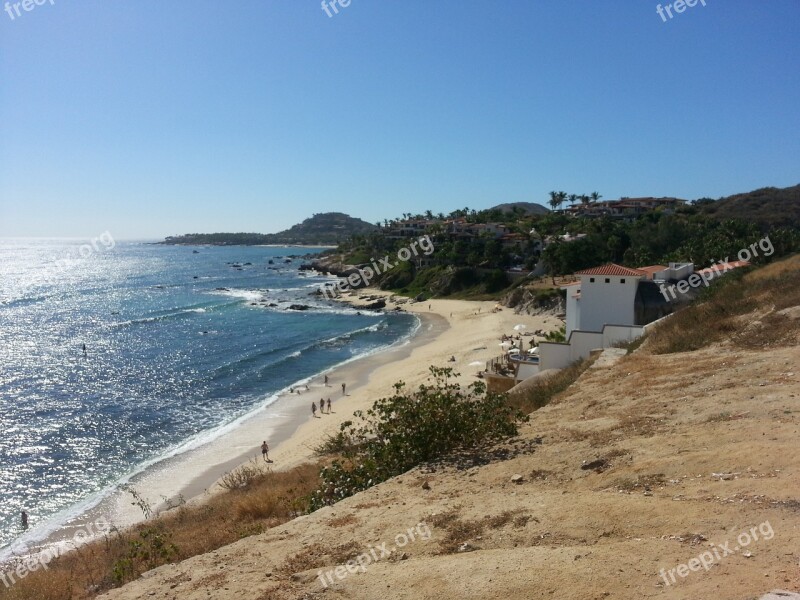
1 0 798 239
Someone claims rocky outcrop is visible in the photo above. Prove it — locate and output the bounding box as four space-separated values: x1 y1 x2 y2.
502 286 565 316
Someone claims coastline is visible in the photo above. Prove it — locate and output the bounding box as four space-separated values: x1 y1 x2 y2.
19 290 561 561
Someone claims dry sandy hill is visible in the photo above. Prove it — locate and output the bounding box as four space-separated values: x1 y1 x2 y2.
99 287 800 600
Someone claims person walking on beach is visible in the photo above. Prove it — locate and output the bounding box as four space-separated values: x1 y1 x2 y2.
260 441 270 462
327 398 332 413
341 382 346 396
324 374 328 386
320 399 325 414
21 510 28 529
312 401 318 418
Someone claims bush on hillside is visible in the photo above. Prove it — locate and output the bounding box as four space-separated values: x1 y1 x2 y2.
309 367 527 509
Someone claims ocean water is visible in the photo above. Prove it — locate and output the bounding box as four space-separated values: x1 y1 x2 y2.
0 239 417 553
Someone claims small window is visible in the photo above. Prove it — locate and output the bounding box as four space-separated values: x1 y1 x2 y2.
590 277 595 283
605 278 610 284
620 278 626 284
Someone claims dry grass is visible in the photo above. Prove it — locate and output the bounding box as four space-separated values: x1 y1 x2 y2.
328 514 359 528
507 358 594 414
0 463 321 600
431 509 529 554
644 254 800 354
277 541 362 576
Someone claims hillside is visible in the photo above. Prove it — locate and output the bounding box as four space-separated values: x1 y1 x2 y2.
163 212 377 246
93 255 800 600
489 201 550 216
698 184 800 229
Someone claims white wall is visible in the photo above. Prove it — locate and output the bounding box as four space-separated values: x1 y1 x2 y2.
516 363 541 380
565 289 580 336
578 274 640 332
538 324 646 371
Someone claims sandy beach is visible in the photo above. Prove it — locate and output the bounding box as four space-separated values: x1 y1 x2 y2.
26 291 559 557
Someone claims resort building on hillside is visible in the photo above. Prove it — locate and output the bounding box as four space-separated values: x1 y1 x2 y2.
565 197 687 219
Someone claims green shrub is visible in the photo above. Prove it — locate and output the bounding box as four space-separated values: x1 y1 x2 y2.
309 367 527 509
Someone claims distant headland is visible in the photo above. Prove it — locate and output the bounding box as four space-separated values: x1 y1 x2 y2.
161 212 378 246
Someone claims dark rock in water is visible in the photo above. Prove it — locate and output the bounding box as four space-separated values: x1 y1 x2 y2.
362 299 386 310
244 262 252 266
268 303 278 307
298 263 315 271
284 259 292 263
250 302 258 306
288 304 310 311
268 259 274 264
309 289 323 296
215 287 230 291
193 276 199 279
192 250 199 254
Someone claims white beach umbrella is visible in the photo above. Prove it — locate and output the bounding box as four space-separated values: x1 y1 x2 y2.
513 324 527 331
469 361 484 367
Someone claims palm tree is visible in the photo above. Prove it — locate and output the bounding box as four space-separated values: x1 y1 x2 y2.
580 194 590 206
548 191 560 211
568 193 578 207
424 210 434 220
591 191 602 204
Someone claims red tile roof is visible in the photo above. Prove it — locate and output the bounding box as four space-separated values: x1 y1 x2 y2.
575 264 647 277
637 265 668 274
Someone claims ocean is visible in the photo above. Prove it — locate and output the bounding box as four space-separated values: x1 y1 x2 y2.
0 239 417 555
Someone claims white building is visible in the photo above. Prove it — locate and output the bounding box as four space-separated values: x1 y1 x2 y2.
565 264 647 336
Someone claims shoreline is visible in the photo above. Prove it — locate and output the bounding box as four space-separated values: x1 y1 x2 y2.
6 309 433 560
11 290 562 563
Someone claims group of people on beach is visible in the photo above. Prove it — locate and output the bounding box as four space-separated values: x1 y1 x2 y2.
311 397 333 418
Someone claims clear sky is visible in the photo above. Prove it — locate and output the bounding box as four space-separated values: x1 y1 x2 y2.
1 1 798 239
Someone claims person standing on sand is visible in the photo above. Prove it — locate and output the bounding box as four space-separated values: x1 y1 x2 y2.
260 441 270 462
327 398 332 413
342 382 346 396
312 402 318 418
324 374 328 386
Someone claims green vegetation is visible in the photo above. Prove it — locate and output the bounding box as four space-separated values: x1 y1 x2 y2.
310 367 527 509
335 185 800 300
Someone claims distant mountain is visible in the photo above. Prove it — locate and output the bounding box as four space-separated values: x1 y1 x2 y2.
163 212 378 246
489 202 550 216
698 184 800 229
